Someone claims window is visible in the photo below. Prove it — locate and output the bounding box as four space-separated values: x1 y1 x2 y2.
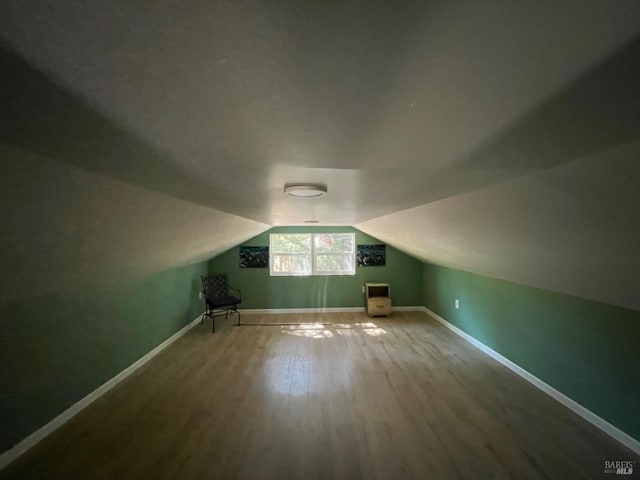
270 233 355 276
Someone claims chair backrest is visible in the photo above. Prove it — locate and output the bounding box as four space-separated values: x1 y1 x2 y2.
201 274 228 299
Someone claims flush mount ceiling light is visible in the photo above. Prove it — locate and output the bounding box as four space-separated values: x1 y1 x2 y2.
284 183 327 198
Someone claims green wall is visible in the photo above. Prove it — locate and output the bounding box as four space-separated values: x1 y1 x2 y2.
422 262 640 441
0 261 207 453
208 227 423 309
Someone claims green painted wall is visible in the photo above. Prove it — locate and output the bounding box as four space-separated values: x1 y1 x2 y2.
0 261 207 453
208 227 423 309
422 262 640 441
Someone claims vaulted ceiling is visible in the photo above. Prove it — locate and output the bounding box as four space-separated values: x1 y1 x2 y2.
2 1 640 309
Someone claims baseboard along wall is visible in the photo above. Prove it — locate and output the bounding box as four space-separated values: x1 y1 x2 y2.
1 306 424 469
420 306 640 456
4 305 635 471
239 306 422 315
0 314 204 471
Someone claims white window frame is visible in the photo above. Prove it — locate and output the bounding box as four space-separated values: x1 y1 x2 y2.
270 233 356 276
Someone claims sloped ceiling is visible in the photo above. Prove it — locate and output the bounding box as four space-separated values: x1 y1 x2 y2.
0 144 268 301
356 139 640 310
1 1 640 309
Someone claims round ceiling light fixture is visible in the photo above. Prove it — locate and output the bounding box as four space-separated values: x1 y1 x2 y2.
284 183 327 198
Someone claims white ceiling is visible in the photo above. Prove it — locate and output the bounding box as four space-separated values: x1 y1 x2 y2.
2 1 640 309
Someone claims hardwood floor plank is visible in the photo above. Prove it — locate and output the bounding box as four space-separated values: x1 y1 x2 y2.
1 311 637 479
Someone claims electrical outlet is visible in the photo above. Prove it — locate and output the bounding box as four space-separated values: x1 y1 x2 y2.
199 291 203 300
455 299 460 309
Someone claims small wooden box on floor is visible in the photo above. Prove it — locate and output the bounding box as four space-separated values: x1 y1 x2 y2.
364 282 392 317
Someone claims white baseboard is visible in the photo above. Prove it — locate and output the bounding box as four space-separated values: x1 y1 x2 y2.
0 313 204 471
240 307 363 314
391 306 425 312
421 306 640 455
11 306 632 470
239 306 424 315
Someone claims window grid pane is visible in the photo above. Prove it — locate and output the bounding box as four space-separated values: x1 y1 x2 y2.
314 233 354 253
271 234 311 253
270 233 355 276
271 253 312 275
315 254 355 274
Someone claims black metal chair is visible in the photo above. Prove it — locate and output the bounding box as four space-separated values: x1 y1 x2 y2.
200 274 241 332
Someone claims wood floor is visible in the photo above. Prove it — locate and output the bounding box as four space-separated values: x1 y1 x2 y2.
1 311 637 479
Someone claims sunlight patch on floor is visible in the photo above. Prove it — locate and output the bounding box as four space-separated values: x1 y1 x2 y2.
284 328 334 339
282 322 387 339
